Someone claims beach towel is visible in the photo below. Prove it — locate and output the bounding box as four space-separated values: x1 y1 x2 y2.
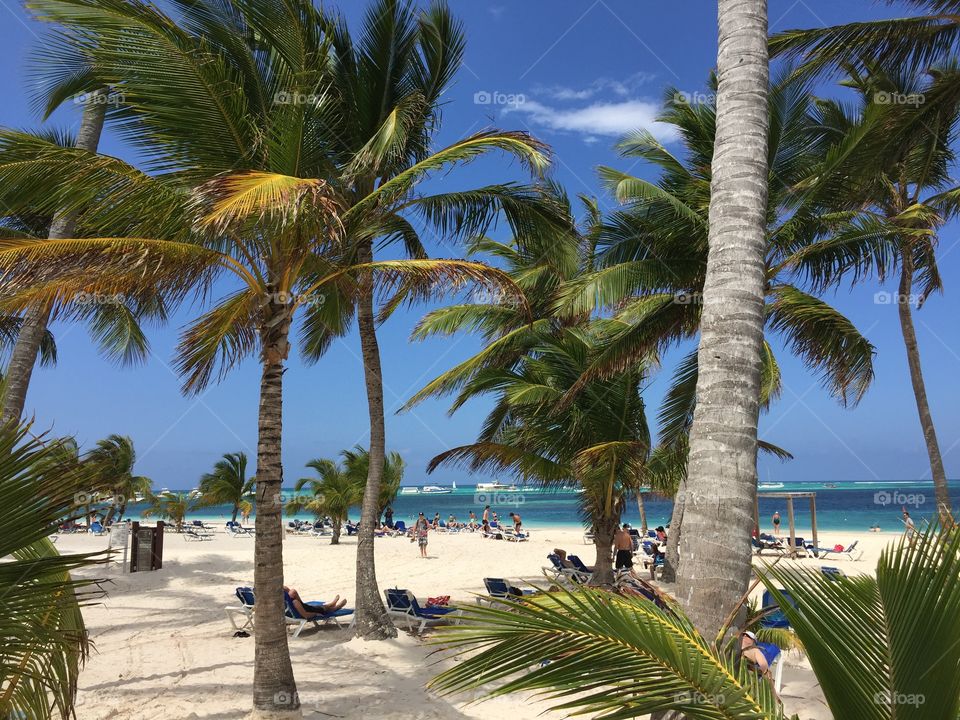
427 595 450 606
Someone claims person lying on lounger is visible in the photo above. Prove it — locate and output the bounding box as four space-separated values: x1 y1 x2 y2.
284 587 348 618
739 630 769 674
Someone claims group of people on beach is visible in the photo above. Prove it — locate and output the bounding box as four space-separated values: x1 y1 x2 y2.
388 505 523 557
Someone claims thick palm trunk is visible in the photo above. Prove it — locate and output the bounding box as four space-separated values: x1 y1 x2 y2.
354 240 397 640
251 301 299 718
231 505 239 523
591 515 619 586
1 94 107 425
897 250 952 525
676 0 770 636
331 519 341 545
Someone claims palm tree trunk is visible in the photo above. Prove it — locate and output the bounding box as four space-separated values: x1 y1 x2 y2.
661 489 684 583
231 505 239 523
676 0 770 636
897 249 952 525
636 491 648 535
1 94 108 425
251 300 299 718
331 519 341 546
354 239 397 640
117 500 127 523
591 515 618 586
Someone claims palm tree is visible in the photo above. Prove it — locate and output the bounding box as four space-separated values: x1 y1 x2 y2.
427 325 652 585
430 527 960 720
198 451 255 523
770 0 960 82
675 0 770 636
784 65 960 525
142 491 195 532
86 434 152 524
0 2 545 710
1 423 108 720
305 0 559 640
0 96 107 425
0 127 165 404
339 446 405 522
556 74 872 585
288 457 363 544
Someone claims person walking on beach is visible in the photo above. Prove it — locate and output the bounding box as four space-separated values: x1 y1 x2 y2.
613 523 634 571
902 509 916 546
772 511 782 538
383 505 394 529
414 512 430 558
482 505 490 525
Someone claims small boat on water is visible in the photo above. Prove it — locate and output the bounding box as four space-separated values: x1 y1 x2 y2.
400 487 419 495
758 482 785 490
475 481 520 492
421 485 453 494
823 482 838 489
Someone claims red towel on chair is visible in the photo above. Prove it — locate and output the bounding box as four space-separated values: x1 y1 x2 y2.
427 595 450 607
834 544 844 552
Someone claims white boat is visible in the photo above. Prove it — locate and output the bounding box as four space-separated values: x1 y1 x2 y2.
400 487 419 495
475 482 520 492
421 485 453 494
758 482 785 490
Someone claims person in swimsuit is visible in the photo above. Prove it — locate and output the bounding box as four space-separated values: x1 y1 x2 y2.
509 512 522 532
902 509 916 546
613 523 634 571
415 512 430 557
284 587 348 618
772 511 782 538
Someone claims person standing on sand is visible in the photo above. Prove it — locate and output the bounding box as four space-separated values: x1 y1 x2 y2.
468 511 477 529
613 523 634 571
383 505 394 529
902 509 916 546
415 512 430 558
482 505 490 524
772 511 781 538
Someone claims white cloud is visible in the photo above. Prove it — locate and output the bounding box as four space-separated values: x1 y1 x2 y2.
504 98 678 143
534 72 657 103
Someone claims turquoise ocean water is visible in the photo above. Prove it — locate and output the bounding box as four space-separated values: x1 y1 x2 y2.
121 480 954 534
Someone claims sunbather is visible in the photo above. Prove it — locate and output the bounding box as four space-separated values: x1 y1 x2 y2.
284 587 347 619
739 630 769 674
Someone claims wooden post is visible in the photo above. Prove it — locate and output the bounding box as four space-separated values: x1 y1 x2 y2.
153 521 165 570
787 497 796 557
130 521 140 572
809 495 818 554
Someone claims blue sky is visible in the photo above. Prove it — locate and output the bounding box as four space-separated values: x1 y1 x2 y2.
0 0 957 489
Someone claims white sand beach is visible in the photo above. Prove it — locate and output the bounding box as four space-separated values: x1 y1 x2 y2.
58 526 903 720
